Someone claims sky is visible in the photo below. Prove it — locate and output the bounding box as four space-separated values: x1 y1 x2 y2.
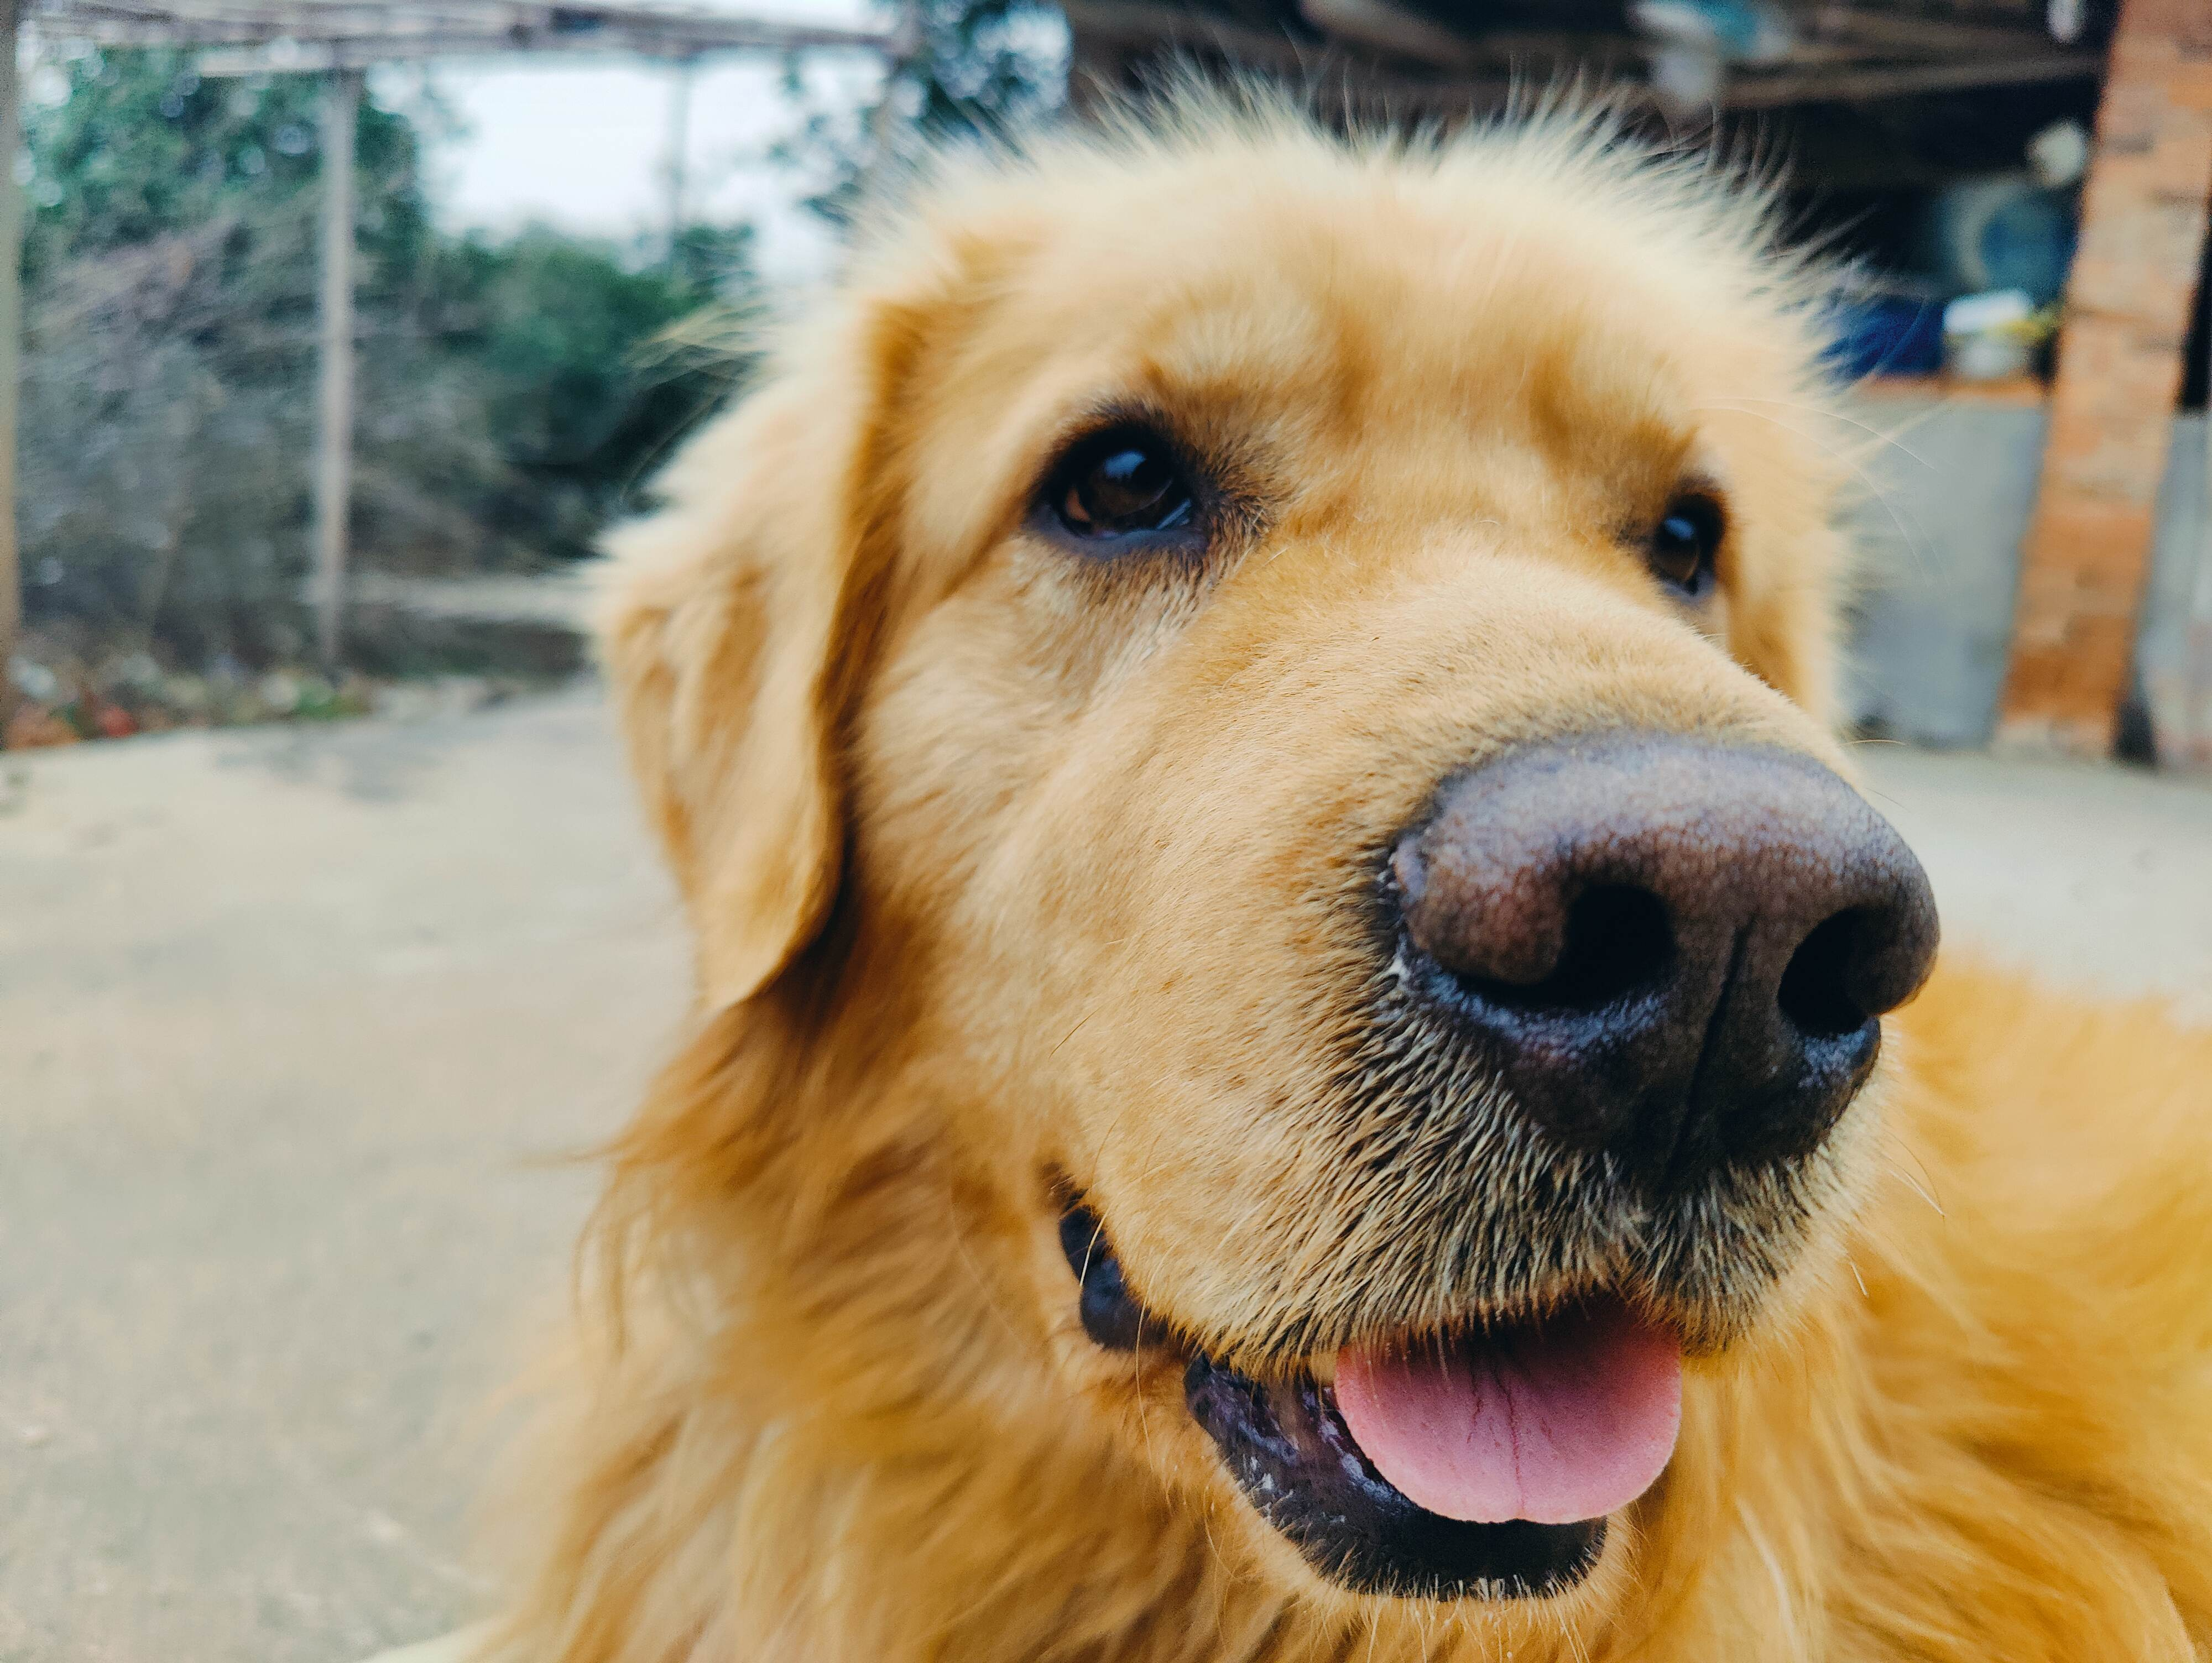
388 0 889 280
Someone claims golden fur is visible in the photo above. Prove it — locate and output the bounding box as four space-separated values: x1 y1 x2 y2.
473 94 2212 1661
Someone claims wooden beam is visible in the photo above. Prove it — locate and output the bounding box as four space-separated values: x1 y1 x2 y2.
2182 345 2212 768
1058 0 1316 79
1064 0 2098 116
37 0 892 59
862 0 922 166
1721 48 2102 107
312 66 359 673
1063 3 1536 118
0 0 19 715
661 56 691 264
1300 0 1487 71
1806 7 2065 57
1995 0 2212 757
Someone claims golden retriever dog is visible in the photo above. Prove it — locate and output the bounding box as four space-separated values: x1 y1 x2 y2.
451 92 2212 1662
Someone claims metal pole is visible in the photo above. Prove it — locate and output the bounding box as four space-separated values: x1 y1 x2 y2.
663 58 692 266
313 66 361 672
0 0 23 712
2187 312 2212 769
864 0 924 176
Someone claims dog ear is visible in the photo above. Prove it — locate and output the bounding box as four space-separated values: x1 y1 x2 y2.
596 316 904 1011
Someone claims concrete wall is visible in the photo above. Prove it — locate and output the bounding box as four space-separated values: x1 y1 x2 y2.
2138 417 2212 770
1843 394 2212 765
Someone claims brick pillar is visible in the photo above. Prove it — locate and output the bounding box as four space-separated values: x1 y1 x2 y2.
1995 0 2212 757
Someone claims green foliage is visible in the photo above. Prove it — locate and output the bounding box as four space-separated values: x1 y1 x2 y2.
780 1 1067 224
22 47 432 278
15 7 1062 671
17 46 752 667
438 222 752 495
905 0 1070 137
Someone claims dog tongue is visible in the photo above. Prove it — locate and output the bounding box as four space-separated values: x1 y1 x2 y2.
1333 1300 1682 1526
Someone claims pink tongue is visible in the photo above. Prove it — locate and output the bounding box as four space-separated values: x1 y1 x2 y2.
1333 1300 1682 1526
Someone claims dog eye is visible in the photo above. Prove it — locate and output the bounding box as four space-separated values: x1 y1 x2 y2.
1041 428 1199 549
1057 1199 1145 1351
1647 494 1724 601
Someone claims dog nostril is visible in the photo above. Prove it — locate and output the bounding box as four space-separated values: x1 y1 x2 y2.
1392 738 1941 1188
1455 885 1674 1014
1776 910 1871 1040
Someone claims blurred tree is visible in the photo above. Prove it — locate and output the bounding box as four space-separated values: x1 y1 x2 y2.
20 47 430 276
779 1 1068 223
15 46 749 668
11 5 1062 677
440 222 754 509
902 0 1069 136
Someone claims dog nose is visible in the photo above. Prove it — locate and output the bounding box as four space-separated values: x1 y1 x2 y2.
1390 734 1938 1190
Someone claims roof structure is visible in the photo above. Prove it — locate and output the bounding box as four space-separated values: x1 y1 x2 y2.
1062 0 2109 116
1057 0 2211 766
29 0 893 65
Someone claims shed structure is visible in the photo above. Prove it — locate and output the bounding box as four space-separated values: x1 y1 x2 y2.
1063 0 2212 767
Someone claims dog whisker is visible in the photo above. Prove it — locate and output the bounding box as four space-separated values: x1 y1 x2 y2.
1879 1138 1948 1221
1706 397 1924 564
1698 394 1933 475
1050 1012 1097 1058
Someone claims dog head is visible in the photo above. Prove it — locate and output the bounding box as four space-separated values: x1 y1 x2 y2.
596 96 1937 1641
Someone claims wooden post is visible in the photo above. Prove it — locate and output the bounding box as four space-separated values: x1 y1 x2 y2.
313 66 362 673
0 0 22 713
2185 323 2212 768
864 1 923 173
662 57 693 266
1993 0 2212 756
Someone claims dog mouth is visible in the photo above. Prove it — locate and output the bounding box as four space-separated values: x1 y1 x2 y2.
1061 1203 1682 1601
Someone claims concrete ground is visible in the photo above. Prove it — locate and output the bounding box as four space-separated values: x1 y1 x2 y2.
1 688 2206 1662
1854 741 2212 1026
0 690 685 1663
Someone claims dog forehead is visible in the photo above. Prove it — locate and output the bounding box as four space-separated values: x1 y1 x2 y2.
951 188 1734 501
1003 166 1694 400
874 125 1826 593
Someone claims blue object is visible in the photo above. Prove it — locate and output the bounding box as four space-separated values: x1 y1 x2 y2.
1824 295 1945 380
1974 190 2077 308
1921 180 2080 309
